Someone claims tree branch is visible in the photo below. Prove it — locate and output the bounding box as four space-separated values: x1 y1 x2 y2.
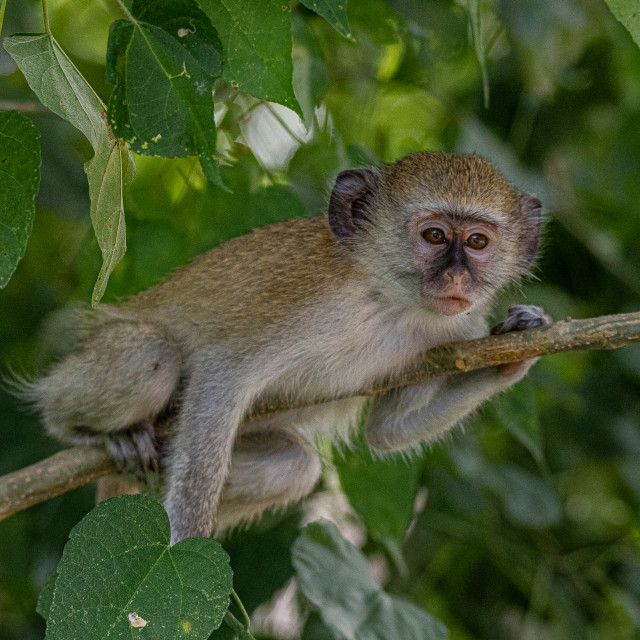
1 311 639 522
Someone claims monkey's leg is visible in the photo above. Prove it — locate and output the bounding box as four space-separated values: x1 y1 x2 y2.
35 321 181 476
366 305 551 451
214 429 322 535
162 362 259 543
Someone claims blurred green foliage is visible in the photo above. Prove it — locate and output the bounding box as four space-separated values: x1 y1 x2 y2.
1 0 640 639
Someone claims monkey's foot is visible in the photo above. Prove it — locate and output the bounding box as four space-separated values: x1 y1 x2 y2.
490 304 552 335
104 420 158 481
490 305 552 377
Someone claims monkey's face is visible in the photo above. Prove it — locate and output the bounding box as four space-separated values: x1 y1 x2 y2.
328 152 544 317
409 212 503 316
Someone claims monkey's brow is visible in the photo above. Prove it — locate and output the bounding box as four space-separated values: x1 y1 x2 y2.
415 200 509 228
435 207 508 229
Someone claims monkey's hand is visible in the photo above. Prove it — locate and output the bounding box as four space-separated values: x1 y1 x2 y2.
490 304 552 377
103 420 159 481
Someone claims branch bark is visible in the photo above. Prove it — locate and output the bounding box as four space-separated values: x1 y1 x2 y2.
2 311 639 522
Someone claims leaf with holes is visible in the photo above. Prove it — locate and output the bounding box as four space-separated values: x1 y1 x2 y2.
43 495 233 640
106 0 224 187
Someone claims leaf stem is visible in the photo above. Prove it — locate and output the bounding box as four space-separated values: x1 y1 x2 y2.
223 610 256 639
231 589 252 631
114 0 136 22
42 0 51 34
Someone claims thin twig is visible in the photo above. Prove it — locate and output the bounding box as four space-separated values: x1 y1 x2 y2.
0 100 53 115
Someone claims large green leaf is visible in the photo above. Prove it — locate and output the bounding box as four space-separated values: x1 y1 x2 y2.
335 441 420 548
5 33 134 305
300 0 352 39
293 522 448 640
0 111 41 288
106 0 224 187
196 0 301 115
492 380 544 465
483 465 563 529
604 0 640 48
43 495 233 640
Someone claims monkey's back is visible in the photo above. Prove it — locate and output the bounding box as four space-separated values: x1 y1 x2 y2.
121 216 357 341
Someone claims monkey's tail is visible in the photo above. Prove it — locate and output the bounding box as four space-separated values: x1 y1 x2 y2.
0 366 46 416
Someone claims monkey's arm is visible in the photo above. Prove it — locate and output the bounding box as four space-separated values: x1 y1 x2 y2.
366 305 551 451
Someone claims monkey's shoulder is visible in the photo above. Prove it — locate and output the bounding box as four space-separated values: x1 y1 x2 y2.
123 215 354 316
205 215 341 265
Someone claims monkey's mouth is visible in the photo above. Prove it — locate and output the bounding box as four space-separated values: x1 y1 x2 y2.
431 295 472 316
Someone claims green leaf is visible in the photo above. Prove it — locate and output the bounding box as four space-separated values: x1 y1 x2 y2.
302 613 340 640
293 522 448 640
299 0 352 39
0 111 41 288
291 12 330 120
603 0 640 48
493 380 544 464
106 1 225 188
45 494 233 640
466 0 490 108
4 33 135 305
484 465 562 529
335 442 420 546
36 572 57 621
196 0 302 115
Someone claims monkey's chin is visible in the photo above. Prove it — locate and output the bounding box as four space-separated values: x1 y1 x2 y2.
430 296 473 316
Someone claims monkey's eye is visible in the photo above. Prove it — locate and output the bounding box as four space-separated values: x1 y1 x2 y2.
422 228 447 245
466 233 489 250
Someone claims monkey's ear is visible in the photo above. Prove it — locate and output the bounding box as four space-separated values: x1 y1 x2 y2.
328 169 379 240
520 193 544 266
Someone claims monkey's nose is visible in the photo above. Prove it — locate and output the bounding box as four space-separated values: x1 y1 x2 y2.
444 270 469 288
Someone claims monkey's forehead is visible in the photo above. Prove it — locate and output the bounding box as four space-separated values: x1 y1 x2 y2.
380 152 520 213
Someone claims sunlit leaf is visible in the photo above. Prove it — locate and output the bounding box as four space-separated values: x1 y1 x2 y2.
603 0 640 48
45 495 233 640
196 0 301 115
0 111 40 288
5 33 135 305
0 0 7 36
466 0 489 108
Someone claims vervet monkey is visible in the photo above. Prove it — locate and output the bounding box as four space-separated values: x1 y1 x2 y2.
27 152 551 543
